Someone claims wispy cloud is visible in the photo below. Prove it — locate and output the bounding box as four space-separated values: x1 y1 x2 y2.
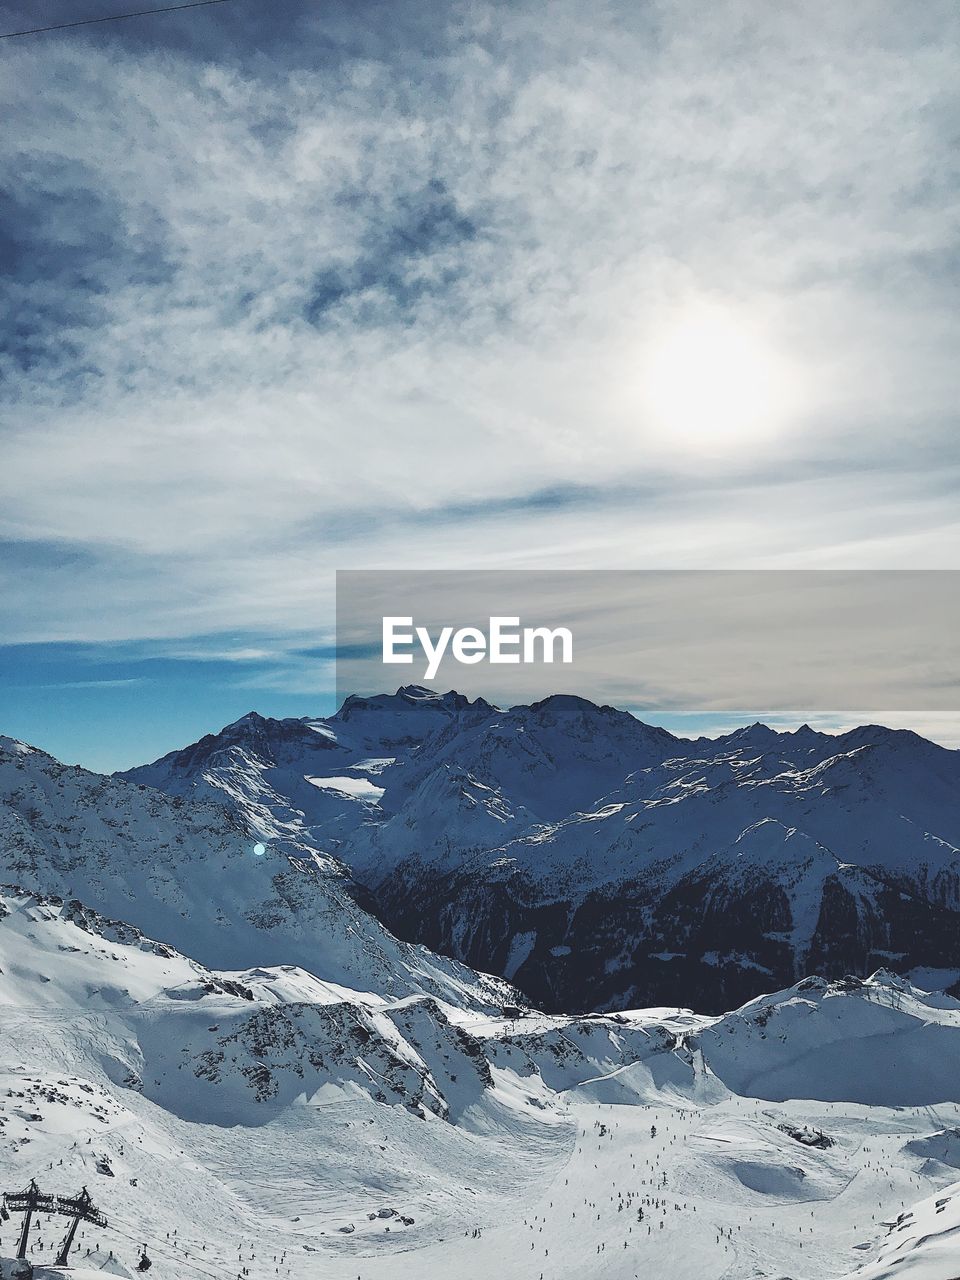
1 0 958 652
30 678 147 690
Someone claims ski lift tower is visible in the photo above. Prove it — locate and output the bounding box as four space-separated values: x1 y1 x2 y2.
54 1187 107 1267
3 1180 56 1259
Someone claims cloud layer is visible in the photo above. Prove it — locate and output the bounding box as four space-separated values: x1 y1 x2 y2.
2 0 959 653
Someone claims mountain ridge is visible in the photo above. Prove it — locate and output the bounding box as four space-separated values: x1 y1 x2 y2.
0 732 515 1013
4 719 960 1278
115 691 960 1016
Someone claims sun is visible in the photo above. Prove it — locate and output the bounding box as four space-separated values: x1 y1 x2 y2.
639 303 799 452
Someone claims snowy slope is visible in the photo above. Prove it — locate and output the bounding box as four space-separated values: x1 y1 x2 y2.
699 971 960 1107
0 885 573 1276
10 711 960 1277
121 690 485 857
4 894 960 1280
124 693 960 1014
842 1177 960 1279
0 736 514 1012
0 886 527 1126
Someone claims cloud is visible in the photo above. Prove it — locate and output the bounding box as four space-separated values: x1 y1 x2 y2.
30 678 147 690
303 178 481 325
0 0 958 650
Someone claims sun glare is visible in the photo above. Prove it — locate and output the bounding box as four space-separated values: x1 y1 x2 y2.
639 303 799 452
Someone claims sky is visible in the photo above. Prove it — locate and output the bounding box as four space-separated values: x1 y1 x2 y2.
1 0 959 770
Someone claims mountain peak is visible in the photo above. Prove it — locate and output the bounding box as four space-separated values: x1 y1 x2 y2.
396 683 446 701
0 735 43 758
233 709 270 725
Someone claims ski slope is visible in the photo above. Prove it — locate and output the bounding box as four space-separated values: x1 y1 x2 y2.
2 891 960 1279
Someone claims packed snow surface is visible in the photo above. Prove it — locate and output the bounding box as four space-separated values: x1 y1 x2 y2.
304 776 385 803
0 889 959 1279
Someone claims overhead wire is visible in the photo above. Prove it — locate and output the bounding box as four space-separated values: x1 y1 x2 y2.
0 0 244 40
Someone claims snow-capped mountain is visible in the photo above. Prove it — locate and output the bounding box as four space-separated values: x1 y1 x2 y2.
123 689 960 1014
5 722 960 1278
0 734 513 1011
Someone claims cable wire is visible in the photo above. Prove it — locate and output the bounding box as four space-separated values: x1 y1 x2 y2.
0 0 241 40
